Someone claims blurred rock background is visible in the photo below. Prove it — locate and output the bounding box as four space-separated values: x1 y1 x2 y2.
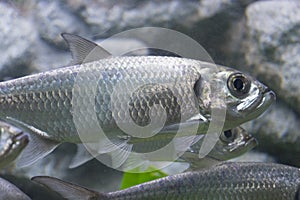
0 0 299 198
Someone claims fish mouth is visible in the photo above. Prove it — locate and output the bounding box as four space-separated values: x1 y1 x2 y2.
228 135 257 154
245 88 275 120
244 137 258 149
257 88 276 109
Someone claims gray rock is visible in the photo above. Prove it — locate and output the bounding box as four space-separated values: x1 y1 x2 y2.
31 36 149 72
70 0 200 35
66 0 252 37
30 39 71 72
33 0 89 47
243 102 300 167
0 2 37 80
244 1 300 114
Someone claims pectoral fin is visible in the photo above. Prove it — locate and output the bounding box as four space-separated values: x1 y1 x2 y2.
69 144 94 169
109 143 133 169
5 117 59 167
32 176 103 200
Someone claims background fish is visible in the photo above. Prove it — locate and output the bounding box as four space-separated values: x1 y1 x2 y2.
33 162 300 200
179 126 257 170
0 122 28 169
0 177 31 200
121 126 257 173
0 34 275 168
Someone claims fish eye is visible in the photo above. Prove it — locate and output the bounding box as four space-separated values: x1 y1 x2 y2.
220 130 235 143
227 73 251 98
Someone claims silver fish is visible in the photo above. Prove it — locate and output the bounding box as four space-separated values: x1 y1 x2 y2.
0 33 275 168
179 126 257 170
0 122 28 169
0 177 31 200
33 162 300 200
126 127 258 174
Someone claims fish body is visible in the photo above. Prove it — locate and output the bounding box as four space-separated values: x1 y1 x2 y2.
0 177 31 200
0 34 275 167
105 126 257 173
179 126 257 170
33 162 300 200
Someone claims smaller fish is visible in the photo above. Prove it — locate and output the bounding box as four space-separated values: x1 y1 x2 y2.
117 126 257 173
0 122 28 169
33 162 300 200
0 177 31 200
179 126 257 170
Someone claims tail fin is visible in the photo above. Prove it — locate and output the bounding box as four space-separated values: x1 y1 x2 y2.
32 176 109 200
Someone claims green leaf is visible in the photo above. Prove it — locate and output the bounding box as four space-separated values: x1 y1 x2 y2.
120 166 168 189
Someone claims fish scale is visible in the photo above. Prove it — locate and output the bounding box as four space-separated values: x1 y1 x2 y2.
104 163 300 199
0 56 200 141
32 162 300 200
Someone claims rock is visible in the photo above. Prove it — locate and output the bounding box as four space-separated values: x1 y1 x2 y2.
31 36 149 72
243 102 300 167
33 0 89 47
0 2 37 80
244 1 300 114
63 0 258 66
30 39 71 72
66 0 252 36
69 0 200 35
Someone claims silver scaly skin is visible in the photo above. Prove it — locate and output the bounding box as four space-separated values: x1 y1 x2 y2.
0 177 31 200
0 34 275 167
179 126 257 170
33 162 300 200
0 122 28 169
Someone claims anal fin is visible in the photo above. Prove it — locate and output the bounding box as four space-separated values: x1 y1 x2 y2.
32 176 103 200
5 117 59 167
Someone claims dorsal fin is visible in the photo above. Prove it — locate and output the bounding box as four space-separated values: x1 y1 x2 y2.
61 33 112 65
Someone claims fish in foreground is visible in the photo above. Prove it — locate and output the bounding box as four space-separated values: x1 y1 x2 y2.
0 122 28 169
0 33 275 168
33 162 300 200
0 177 31 200
179 126 257 170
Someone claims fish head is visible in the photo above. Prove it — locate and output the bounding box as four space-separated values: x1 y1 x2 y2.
194 66 276 130
208 126 257 161
0 122 29 169
223 70 275 128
